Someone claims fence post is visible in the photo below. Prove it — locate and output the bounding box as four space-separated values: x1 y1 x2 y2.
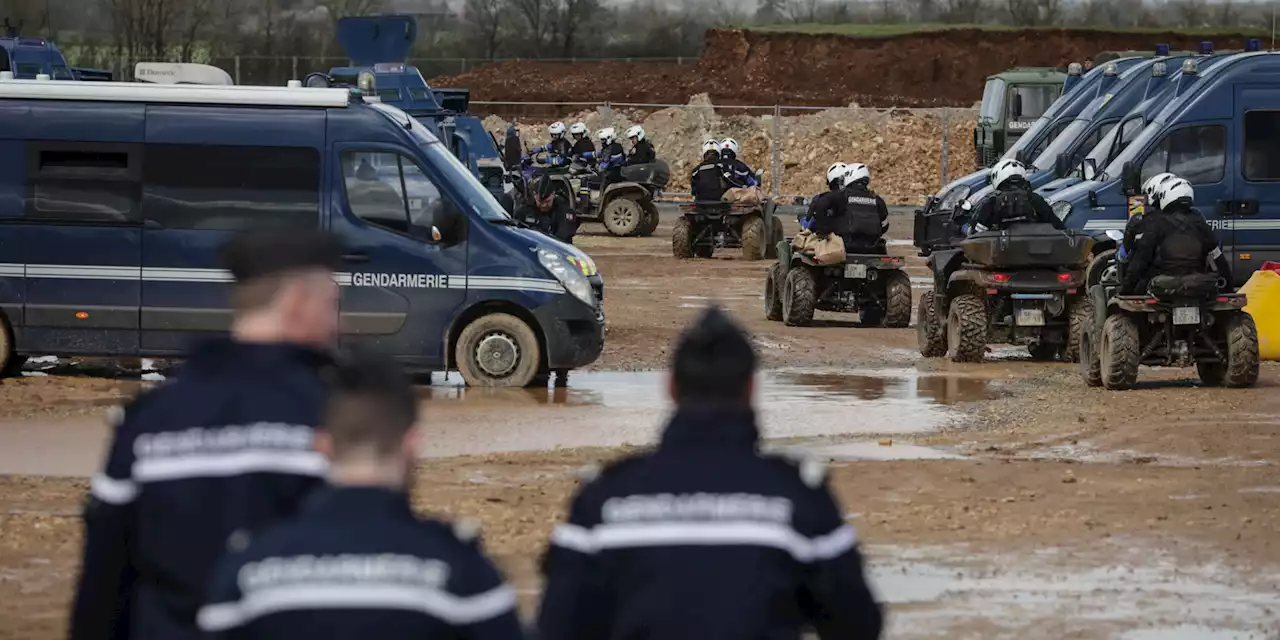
770 105 782 200
939 108 951 189
292 56 298 81
234 56 241 85
461 59 466 73
602 101 613 122
677 56 683 65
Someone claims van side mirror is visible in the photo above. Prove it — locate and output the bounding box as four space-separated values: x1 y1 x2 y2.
423 201 465 245
1121 161 1141 195
1082 158 1098 180
1053 154 1071 179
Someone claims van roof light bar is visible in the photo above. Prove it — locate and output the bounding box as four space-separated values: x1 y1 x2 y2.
0 79 353 108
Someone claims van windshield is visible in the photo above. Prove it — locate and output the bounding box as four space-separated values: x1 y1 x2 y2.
1031 119 1089 171
1101 120 1163 180
410 125 512 222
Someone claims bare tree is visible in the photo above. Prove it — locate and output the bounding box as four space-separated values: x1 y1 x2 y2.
319 0 384 23
782 0 820 22
1172 0 1208 27
940 0 983 23
557 0 600 57
507 0 553 54
1006 0 1039 25
463 0 504 59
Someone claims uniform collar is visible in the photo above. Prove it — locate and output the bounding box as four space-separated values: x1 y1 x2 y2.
184 337 335 373
660 405 760 450
305 485 414 518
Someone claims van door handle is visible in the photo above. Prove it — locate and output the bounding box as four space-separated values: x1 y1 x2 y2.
1237 200 1259 215
1216 200 1235 216
342 253 369 263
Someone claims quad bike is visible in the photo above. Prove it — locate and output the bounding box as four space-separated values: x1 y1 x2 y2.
1079 264 1259 390
538 157 667 237
765 236 911 327
918 223 1095 363
673 196 784 260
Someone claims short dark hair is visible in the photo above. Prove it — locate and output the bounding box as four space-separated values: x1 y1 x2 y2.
221 230 343 311
671 306 757 404
323 349 419 458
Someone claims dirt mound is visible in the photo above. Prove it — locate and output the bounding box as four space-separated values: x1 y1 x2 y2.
483 95 974 198
433 28 1256 108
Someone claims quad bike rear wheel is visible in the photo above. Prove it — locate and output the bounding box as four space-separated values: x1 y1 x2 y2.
639 202 660 236
782 267 816 327
946 294 988 363
917 290 947 357
0 314 18 378
1062 295 1093 363
883 270 912 328
1100 314 1139 390
1080 321 1102 387
764 263 784 321
672 217 694 259
1204 311 1260 388
602 197 645 237
740 214 765 261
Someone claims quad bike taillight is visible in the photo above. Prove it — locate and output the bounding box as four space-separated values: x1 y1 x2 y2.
1057 273 1072 283
992 273 1011 283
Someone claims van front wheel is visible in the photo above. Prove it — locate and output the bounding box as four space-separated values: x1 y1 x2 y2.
456 313 543 388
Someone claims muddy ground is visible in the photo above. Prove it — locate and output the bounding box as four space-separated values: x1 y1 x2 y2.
2 211 1279 639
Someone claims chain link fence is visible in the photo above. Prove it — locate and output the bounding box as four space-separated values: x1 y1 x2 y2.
73 54 697 86
469 101 979 205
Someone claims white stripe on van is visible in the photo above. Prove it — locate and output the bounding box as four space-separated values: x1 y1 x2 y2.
1082 221 1126 231
2 264 567 295
1230 221 1280 230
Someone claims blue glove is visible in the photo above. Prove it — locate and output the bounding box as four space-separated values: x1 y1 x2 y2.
800 215 815 230
549 155 567 167
961 223 971 235
1117 244 1129 262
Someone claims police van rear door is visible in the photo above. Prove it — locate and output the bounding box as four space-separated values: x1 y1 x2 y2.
139 106 326 351
1231 86 1280 282
333 145 467 362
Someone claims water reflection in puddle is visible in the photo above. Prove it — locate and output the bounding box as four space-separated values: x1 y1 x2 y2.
414 369 999 458
870 543 1279 639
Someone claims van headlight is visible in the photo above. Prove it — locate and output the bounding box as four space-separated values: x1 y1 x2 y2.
940 185 971 210
538 248 595 307
1052 201 1072 220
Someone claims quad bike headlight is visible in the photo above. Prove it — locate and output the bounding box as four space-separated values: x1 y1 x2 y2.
538 248 595 308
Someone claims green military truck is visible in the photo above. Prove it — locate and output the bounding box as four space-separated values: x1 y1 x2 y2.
973 67 1067 169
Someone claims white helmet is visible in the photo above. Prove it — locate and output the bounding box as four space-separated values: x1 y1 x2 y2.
843 163 870 188
597 127 616 145
1153 177 1194 210
548 121 566 139
990 158 1028 189
721 138 740 157
702 139 721 155
569 122 588 137
826 162 848 186
1142 172 1177 202
626 125 645 142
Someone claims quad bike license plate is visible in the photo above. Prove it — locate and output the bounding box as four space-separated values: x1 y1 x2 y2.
844 264 867 279
1015 308 1045 326
1174 306 1201 325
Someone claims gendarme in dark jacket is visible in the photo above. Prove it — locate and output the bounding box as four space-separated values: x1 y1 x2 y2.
536 406 883 640
70 339 335 640
197 486 523 640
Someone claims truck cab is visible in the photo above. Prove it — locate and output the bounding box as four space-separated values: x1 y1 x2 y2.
974 67 1066 168
1047 46 1280 286
0 77 603 385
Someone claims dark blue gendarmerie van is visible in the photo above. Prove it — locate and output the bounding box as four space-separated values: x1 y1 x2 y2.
0 78 604 387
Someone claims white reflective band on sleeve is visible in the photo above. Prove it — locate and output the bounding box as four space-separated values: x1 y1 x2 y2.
554 520 858 562
90 473 139 505
808 524 858 560
973 223 990 233
133 450 327 482
197 583 517 631
1209 247 1223 260
549 524 597 553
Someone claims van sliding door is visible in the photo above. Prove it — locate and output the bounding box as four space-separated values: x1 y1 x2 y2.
1233 87 1280 284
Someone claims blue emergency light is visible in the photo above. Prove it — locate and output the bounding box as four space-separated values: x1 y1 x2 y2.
1200 41 1214 55
1155 43 1170 56
1246 38 1262 52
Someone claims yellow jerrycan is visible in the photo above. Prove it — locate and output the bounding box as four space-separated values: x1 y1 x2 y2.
1240 268 1280 361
